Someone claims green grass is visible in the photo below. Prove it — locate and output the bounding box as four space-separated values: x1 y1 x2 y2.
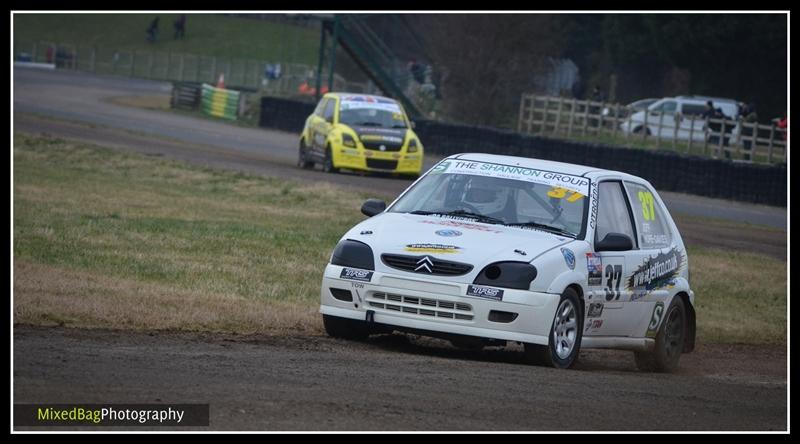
688 246 786 344
13 13 319 64
12 133 786 343
13 133 376 333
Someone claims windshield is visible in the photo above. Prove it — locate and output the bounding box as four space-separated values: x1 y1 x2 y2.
389 159 590 238
338 97 407 129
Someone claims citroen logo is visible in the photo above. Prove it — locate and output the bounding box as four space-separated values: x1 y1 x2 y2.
414 256 434 273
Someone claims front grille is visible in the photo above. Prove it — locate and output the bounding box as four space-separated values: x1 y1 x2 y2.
366 159 398 170
368 292 473 321
362 140 403 152
381 254 473 276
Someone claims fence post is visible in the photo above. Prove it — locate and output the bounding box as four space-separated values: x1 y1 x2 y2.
517 94 525 133
672 113 679 149
717 118 726 159
598 101 606 136
567 99 576 138
147 52 153 78
540 97 549 134
526 95 535 134
612 103 620 141
641 110 649 143
655 112 664 150
179 54 185 81
767 124 776 164
554 97 564 136
703 117 710 156
687 115 695 153
582 100 589 136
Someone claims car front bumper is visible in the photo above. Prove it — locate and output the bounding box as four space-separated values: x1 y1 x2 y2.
333 145 423 174
319 264 561 346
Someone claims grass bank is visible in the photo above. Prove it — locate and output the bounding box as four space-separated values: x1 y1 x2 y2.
13 134 787 344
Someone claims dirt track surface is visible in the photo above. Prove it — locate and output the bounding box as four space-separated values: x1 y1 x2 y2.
12 68 788 431
13 325 786 431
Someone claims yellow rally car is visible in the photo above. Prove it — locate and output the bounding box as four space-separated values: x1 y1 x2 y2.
298 93 424 178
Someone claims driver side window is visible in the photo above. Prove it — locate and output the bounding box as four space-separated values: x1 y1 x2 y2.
595 181 636 247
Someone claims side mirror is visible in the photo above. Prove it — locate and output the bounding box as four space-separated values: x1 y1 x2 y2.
361 199 386 217
596 232 634 252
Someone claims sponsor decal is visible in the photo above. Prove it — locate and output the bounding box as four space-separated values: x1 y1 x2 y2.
431 161 590 196
561 248 576 270
435 229 462 237
646 302 665 338
586 253 603 286
589 182 599 229
466 285 504 301
627 248 684 293
587 302 604 318
429 161 451 175
585 319 604 332
340 267 373 282
419 219 503 233
404 243 461 254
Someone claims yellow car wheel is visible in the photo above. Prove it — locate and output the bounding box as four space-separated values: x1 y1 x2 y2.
322 145 339 174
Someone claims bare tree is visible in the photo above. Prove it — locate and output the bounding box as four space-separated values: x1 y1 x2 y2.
412 14 563 127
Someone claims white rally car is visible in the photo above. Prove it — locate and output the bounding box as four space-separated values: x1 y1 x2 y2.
320 153 696 372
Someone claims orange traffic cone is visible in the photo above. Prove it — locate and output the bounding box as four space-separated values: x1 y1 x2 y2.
216 73 225 89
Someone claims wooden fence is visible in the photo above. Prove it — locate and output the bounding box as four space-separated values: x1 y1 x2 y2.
518 94 787 165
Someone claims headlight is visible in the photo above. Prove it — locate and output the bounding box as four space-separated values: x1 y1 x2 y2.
342 133 357 148
407 138 419 153
331 239 374 270
473 261 537 290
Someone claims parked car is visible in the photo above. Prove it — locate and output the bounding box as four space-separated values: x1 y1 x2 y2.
620 96 740 142
298 93 424 178
602 98 659 119
320 153 696 372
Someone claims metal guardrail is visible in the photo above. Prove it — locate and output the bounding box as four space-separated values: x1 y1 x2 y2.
518 94 787 165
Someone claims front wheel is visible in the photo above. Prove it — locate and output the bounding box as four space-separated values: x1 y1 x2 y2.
322 146 339 174
322 315 368 341
634 297 686 373
297 140 314 169
524 287 582 369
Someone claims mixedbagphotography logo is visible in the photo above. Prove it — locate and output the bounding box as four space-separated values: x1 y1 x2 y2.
14 404 210 427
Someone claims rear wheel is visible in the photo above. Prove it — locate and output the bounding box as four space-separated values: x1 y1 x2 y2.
524 287 582 369
322 315 368 341
634 297 686 372
297 140 314 169
322 146 339 174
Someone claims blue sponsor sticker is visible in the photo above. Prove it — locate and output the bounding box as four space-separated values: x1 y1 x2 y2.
466 285 504 301
561 248 576 270
435 229 462 237
340 267 373 282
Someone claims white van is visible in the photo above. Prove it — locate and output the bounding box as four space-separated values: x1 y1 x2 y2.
620 96 740 142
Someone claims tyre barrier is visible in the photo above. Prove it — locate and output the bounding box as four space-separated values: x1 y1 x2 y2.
171 82 202 110
257 97 786 206
201 84 241 120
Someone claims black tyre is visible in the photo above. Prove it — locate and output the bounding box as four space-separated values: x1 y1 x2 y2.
297 140 314 169
633 126 651 135
524 287 583 369
634 297 686 373
322 314 368 341
322 146 339 174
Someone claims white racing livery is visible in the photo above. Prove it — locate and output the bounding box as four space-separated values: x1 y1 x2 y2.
320 153 696 371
